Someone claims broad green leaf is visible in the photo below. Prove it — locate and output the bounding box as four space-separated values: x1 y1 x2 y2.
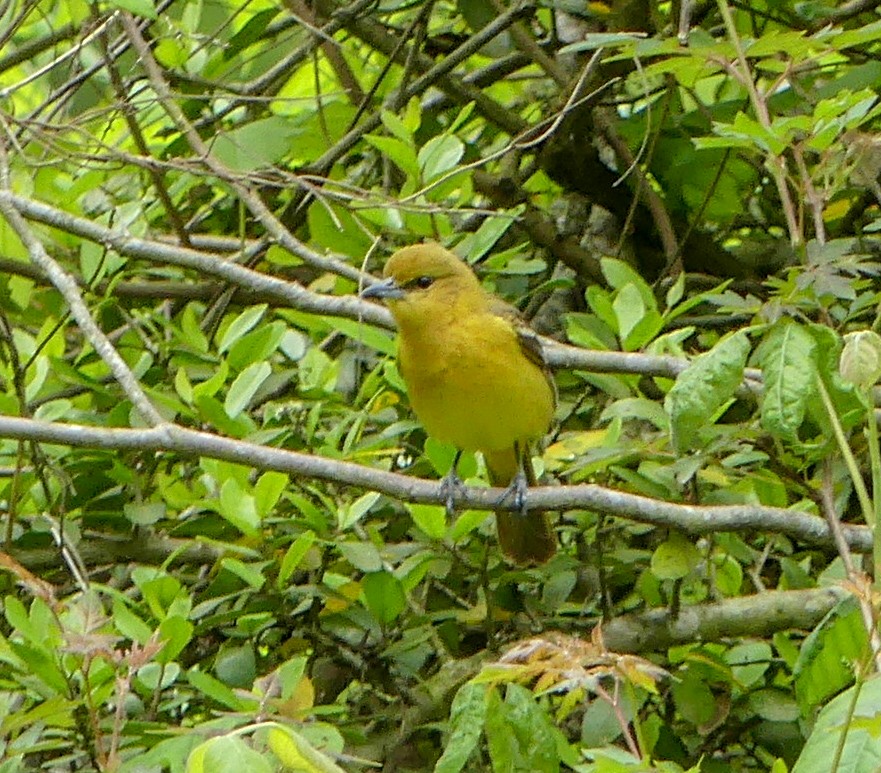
840 330 881 388
361 571 406 624
418 135 464 181
486 684 559 772
187 669 247 711
212 117 300 173
337 491 380 530
254 471 288 517
601 257 657 313
220 558 265 589
364 135 419 178
107 0 157 18
112 599 152 645
434 683 488 773
665 331 750 452
612 284 646 344
794 597 867 711
218 477 260 535
407 503 447 540
227 322 286 371
757 320 818 442
792 673 881 773
267 725 347 773
187 736 271 773
157 616 194 664
651 533 701 580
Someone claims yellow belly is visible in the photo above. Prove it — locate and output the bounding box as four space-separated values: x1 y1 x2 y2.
398 313 554 453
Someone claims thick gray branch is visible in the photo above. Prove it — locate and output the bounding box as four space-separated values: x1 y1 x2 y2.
0 416 869 553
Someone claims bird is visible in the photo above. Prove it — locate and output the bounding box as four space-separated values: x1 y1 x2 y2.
362 242 557 564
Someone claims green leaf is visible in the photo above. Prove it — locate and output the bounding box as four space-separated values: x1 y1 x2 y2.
434 683 488 773
124 501 166 525
651 533 701 580
612 283 646 344
601 257 658 314
362 571 406 624
756 320 818 442
840 330 881 388
157 616 194 664
221 558 265 589
792 673 881 773
794 596 868 712
224 361 270 418
218 477 260 535
212 117 300 173
338 542 383 573
364 135 419 178
277 531 316 588
227 322 285 371
665 331 750 452
486 684 559 772
187 669 247 711
337 491 380 530
106 0 157 19
188 735 272 773
267 725 347 773
418 135 464 181
254 471 288 517
112 598 153 645
218 305 268 353
407 503 447 540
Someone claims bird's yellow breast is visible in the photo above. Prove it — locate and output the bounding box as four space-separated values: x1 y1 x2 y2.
395 296 554 453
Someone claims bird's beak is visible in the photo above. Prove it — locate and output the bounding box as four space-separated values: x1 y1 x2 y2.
361 277 405 300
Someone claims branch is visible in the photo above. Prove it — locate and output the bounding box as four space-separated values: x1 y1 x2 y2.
119 12 366 285
0 416 870 553
0 161 164 426
601 587 847 652
6 191 766 388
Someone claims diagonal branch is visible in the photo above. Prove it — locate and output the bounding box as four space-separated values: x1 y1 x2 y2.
0 150 164 426
118 12 365 285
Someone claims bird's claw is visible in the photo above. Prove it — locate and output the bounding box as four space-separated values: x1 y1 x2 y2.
498 471 529 517
439 469 467 515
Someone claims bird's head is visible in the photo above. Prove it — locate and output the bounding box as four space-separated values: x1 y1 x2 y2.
361 243 481 318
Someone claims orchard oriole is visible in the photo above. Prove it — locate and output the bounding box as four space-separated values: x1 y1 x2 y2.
363 243 556 564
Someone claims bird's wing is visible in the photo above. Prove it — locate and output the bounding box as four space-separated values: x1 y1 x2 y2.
488 297 557 406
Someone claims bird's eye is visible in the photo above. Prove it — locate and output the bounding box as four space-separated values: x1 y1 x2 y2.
414 276 434 289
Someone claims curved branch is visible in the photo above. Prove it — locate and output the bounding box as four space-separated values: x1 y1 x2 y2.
0 416 870 553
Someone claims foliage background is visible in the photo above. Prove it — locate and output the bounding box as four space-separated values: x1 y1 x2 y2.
1 0 881 770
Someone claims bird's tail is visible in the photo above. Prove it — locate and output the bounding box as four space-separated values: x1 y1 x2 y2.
484 446 556 565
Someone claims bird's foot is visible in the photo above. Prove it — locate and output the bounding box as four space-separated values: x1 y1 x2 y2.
498 471 529 517
439 468 467 515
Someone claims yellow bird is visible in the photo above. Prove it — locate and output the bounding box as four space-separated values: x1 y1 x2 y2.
362 242 556 564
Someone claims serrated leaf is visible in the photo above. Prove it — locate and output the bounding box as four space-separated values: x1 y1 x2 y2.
757 320 818 442
665 331 750 452
840 330 881 388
